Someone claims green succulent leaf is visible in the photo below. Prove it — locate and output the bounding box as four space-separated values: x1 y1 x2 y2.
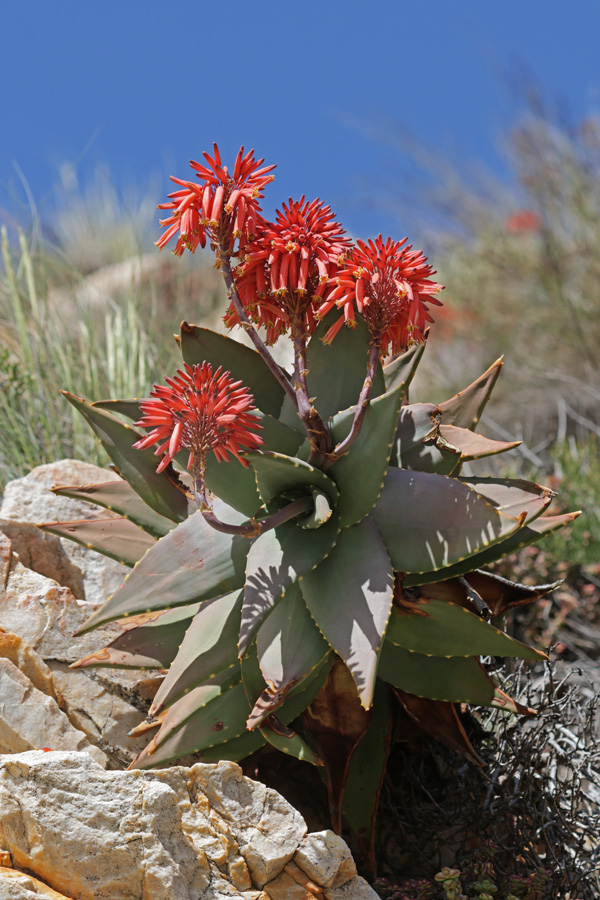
438 358 503 429
132 675 251 769
300 518 394 708
202 413 303 517
63 392 189 523
372 467 522 576
244 450 339 509
238 511 340 656
51 480 178 539
328 382 406 527
76 501 251 633
390 403 455 474
188 730 266 766
459 476 553 524
341 680 393 869
390 405 520 477
404 512 580 587
40 517 154 567
301 488 332 529
378 642 529 711
72 604 201 670
385 601 546 660
256 584 330 695
260 719 324 766
382 340 426 394
179 322 286 417
150 590 243 715
92 398 149 420
303 311 386 421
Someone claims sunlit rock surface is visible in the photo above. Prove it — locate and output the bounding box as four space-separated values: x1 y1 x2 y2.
0 752 377 900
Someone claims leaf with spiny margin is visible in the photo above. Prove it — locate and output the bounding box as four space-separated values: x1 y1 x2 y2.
341 680 393 872
134 729 266 770
412 573 560 617
40 517 154 568
382 340 426 394
76 501 250 633
72 604 201 670
328 383 406 527
385 601 546 660
243 450 339 509
92 398 149 420
180 322 285 417
372 467 522 576
390 403 455 473
300 518 394 709
131 675 251 769
202 413 304 517
459 477 553 524
256 583 330 696
150 590 242 715
242 633 333 728
301 488 332 529
260 719 324 766
63 392 189 523
238 511 340 656
378 642 531 712
404 512 580 587
438 358 503 429
438 425 521 460
303 311 386 422
51 480 177 539
394 690 484 765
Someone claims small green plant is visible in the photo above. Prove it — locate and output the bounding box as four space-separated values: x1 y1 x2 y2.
374 843 553 899
42 144 578 869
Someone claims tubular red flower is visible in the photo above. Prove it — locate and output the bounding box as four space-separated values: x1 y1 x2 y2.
133 362 264 474
155 144 276 256
317 235 444 355
226 196 350 342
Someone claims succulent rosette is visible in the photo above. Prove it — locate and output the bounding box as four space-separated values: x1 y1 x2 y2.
44 144 578 867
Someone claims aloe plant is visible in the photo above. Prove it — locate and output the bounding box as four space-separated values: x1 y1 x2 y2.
42 144 579 869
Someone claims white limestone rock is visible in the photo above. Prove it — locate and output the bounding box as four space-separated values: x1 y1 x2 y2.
0 460 128 604
0 538 151 766
0 752 300 900
0 867 74 900
0 659 107 765
191 761 307 887
0 750 377 900
294 831 357 889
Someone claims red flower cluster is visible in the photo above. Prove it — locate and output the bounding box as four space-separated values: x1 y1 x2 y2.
156 144 276 256
133 362 264 473
227 196 350 342
317 235 444 355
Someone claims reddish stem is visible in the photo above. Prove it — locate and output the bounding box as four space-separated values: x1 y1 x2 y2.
217 239 298 409
328 337 381 462
292 330 332 468
195 479 311 537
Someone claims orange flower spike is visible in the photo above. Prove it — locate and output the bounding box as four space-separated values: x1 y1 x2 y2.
133 362 263 474
318 234 444 354
156 144 275 254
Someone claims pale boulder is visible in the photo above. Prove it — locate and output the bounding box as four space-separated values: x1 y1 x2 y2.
0 538 152 766
0 867 75 900
0 459 128 604
0 751 378 900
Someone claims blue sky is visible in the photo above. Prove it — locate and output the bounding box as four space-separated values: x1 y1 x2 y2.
3 1 600 240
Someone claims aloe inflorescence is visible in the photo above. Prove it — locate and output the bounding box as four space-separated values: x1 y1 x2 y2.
41 144 579 865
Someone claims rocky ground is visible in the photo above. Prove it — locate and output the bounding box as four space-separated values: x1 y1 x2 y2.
0 459 378 900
